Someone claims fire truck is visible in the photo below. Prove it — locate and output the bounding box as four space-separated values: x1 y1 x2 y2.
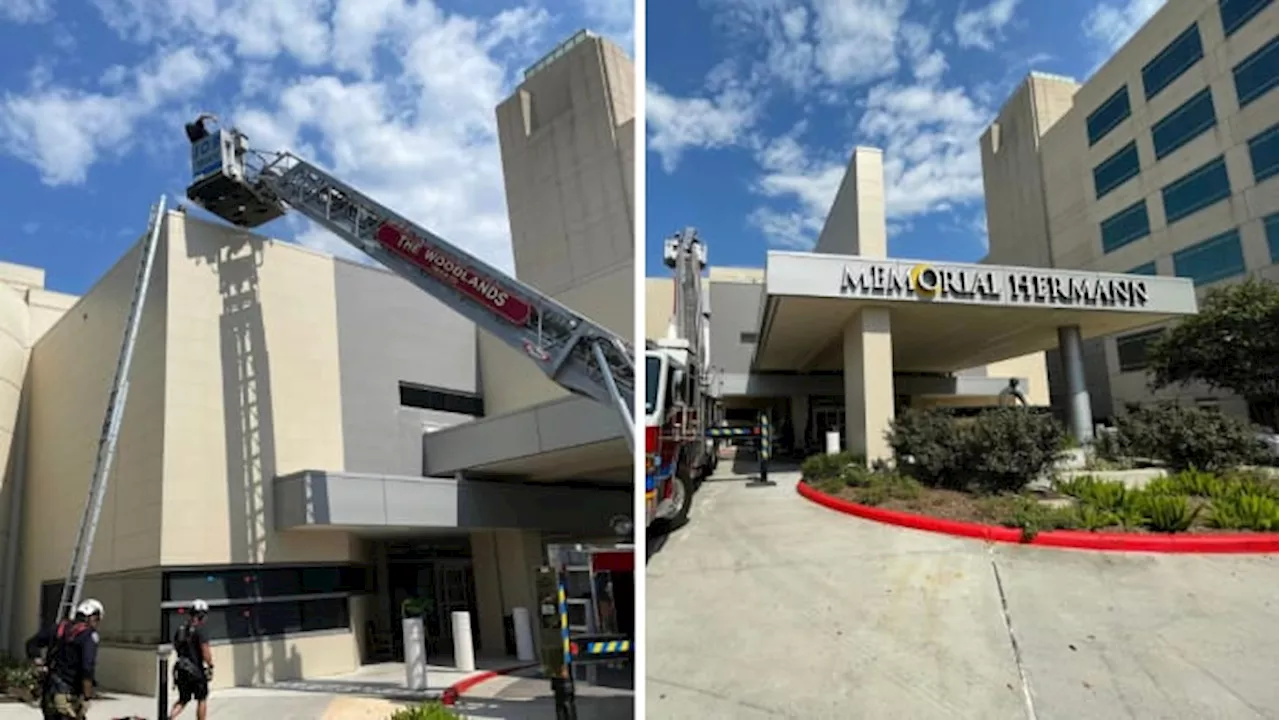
645 229 720 529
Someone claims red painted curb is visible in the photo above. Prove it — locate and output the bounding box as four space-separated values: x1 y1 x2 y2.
440 662 538 706
796 479 1280 554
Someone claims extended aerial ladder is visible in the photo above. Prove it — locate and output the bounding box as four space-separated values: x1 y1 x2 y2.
180 114 635 449
57 198 167 621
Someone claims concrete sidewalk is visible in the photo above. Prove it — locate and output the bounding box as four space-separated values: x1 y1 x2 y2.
455 668 634 719
0 660 516 719
646 467 1279 719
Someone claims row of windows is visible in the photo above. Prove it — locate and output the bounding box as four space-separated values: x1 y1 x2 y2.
1117 328 1166 373
1093 142 1142 199
161 597 351 643
1142 24 1205 102
1248 125 1279 182
164 565 373 603
1151 88 1217 160
1266 213 1279 262
1221 0 1276 37
1163 155 1233 225
1100 200 1152 253
399 382 484 417
1173 227 1247 286
1128 261 1158 275
1234 37 1278 108
1088 17 1277 194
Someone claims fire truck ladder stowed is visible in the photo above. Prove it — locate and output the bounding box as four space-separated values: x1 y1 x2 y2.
57 197 167 621
181 115 635 450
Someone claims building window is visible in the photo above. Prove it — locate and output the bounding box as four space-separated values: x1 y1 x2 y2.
1093 141 1141 199
1142 25 1204 100
1086 86 1132 146
739 331 758 344
1173 228 1247 286
1151 88 1217 160
1233 37 1279 108
1099 200 1152 253
1116 329 1165 373
1264 213 1279 263
1161 155 1232 225
1127 261 1158 275
1248 125 1279 182
160 565 370 643
399 382 483 417
1220 0 1275 38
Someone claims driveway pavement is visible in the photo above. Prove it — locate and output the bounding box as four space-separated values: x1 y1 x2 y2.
646 465 1278 720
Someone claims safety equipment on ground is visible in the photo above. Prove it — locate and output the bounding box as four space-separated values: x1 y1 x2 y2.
76 599 104 619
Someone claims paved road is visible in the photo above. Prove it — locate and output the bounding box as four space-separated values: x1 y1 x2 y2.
646 467 1279 720
456 670 634 719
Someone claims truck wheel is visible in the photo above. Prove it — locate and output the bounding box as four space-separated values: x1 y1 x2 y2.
670 474 692 523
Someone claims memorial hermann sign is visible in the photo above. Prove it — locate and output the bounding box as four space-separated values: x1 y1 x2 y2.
839 260 1150 308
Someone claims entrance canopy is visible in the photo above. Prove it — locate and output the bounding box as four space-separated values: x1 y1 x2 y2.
755 252 1199 373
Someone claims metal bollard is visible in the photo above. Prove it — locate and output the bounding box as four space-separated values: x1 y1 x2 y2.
156 644 171 719
551 674 578 720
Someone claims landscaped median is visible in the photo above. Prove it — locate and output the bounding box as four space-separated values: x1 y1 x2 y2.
797 406 1279 554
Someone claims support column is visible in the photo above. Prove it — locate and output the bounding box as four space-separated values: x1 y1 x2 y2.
843 308 895 463
1057 325 1095 443
790 394 809 453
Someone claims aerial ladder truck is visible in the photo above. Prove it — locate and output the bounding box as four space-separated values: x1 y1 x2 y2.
644 228 721 530
52 115 636 703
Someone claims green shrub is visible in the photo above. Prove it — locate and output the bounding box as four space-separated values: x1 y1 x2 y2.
1217 470 1280 501
1075 504 1120 531
845 472 922 505
1165 469 1224 498
0 655 38 699
800 451 865 481
1138 494 1201 532
965 408 1066 493
885 408 967 488
1056 475 1130 512
999 498 1081 540
1206 495 1280 531
887 407 1065 491
1094 429 1126 462
1113 404 1271 471
389 702 463 720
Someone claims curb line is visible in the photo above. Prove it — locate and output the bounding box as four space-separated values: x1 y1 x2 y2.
440 662 538 706
796 479 1280 554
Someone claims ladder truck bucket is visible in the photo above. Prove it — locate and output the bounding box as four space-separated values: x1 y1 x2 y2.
184 113 286 228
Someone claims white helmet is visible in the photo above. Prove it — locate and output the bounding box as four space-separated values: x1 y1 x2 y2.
191 599 209 614
76 599 104 619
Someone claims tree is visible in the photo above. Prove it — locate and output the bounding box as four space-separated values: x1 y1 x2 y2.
1145 277 1278 429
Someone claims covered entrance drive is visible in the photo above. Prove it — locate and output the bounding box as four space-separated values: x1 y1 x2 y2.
755 253 1200 458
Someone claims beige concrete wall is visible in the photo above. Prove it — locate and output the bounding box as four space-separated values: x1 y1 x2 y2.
15 233 169 646
815 148 888 258
470 529 543 656
645 277 673 341
161 213 355 566
0 282 29 647
488 34 635 418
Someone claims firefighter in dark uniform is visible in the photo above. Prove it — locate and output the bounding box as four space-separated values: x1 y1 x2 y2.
169 599 214 720
25 598 104 720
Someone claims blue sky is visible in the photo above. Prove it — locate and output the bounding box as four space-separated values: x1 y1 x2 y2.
644 0 1166 277
0 0 632 295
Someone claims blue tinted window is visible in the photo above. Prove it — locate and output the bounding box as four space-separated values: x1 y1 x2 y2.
1248 125 1278 182
1173 228 1246 285
1127 261 1158 275
1234 37 1279 108
1151 88 1217 160
1220 0 1275 37
1265 213 1279 262
1161 156 1232 225
1116 329 1164 372
1143 25 1204 100
1100 200 1152 253
1086 87 1132 146
1093 142 1141 199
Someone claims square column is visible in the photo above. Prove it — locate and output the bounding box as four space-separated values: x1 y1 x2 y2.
843 308 895 462
1057 324 1095 443
790 394 809 452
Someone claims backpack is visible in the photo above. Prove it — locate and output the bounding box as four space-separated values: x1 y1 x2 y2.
172 623 203 680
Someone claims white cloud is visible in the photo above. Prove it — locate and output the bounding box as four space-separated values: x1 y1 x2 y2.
0 46 227 185
810 0 909 85
1082 0 1165 58
954 0 1021 51
0 0 53 23
0 1 620 274
646 82 760 172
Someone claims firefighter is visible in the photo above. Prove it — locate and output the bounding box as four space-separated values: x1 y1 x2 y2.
169 599 214 720
25 598 104 720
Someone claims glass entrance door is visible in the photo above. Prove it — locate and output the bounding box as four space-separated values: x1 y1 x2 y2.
434 561 477 650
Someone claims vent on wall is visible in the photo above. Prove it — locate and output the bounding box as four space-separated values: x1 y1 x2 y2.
399 381 484 417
